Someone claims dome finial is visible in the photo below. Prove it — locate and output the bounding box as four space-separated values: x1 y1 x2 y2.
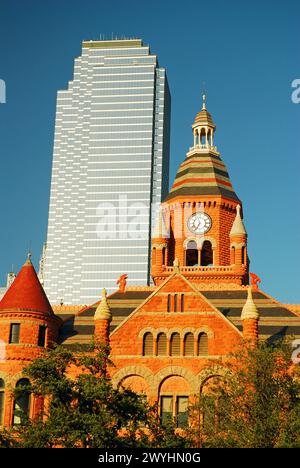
202 92 206 110
25 250 32 266
241 286 259 320
201 81 206 110
94 288 112 321
230 204 247 237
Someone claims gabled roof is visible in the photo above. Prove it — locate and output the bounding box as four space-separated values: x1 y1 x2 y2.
165 151 240 202
57 277 300 349
58 288 154 350
0 256 54 316
201 289 300 342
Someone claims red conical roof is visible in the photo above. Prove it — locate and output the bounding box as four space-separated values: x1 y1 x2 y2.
0 255 54 316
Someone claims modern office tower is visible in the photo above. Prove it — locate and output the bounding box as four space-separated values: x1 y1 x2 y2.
44 39 171 305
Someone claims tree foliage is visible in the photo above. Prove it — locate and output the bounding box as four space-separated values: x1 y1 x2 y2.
188 340 300 448
8 342 186 448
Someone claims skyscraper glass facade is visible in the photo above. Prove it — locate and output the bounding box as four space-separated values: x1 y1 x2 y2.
44 39 170 305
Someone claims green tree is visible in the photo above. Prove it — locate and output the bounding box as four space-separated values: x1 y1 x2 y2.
187 340 300 448
0 429 17 448
11 342 185 448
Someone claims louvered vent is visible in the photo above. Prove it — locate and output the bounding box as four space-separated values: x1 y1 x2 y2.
157 333 167 356
184 333 194 356
198 333 208 356
143 332 153 356
170 333 180 356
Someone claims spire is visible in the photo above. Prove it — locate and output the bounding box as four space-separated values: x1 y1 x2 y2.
0 254 54 316
94 288 112 321
230 204 247 237
241 287 259 320
25 250 32 265
193 92 215 128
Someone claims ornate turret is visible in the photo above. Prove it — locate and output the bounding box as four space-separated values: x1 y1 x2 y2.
94 288 112 344
0 253 54 317
230 204 247 267
192 94 216 150
0 253 62 426
151 207 169 276
152 93 249 287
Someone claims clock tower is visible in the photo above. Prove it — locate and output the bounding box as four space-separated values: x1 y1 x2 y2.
151 95 249 287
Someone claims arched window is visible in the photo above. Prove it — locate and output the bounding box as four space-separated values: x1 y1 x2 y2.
201 241 213 266
0 378 5 425
157 333 167 356
143 332 153 356
198 333 208 356
184 333 194 356
170 333 180 356
13 378 31 426
186 240 198 266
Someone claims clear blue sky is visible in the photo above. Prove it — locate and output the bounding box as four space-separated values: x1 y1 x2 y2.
0 0 299 303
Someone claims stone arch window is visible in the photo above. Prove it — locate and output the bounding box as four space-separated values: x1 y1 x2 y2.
0 378 5 425
143 332 153 356
186 240 198 266
198 333 208 356
184 333 194 356
157 333 167 356
201 240 213 266
13 378 31 426
159 375 190 428
170 333 180 356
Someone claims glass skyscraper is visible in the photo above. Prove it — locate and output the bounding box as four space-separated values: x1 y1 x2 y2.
44 39 170 305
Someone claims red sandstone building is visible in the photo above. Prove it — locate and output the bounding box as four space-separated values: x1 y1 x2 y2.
0 98 299 428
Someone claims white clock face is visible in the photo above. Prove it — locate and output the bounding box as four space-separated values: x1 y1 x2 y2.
187 212 212 234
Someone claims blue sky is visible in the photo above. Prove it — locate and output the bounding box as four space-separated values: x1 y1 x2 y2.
0 0 299 303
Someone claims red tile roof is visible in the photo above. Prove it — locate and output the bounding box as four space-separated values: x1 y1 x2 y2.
0 256 53 316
